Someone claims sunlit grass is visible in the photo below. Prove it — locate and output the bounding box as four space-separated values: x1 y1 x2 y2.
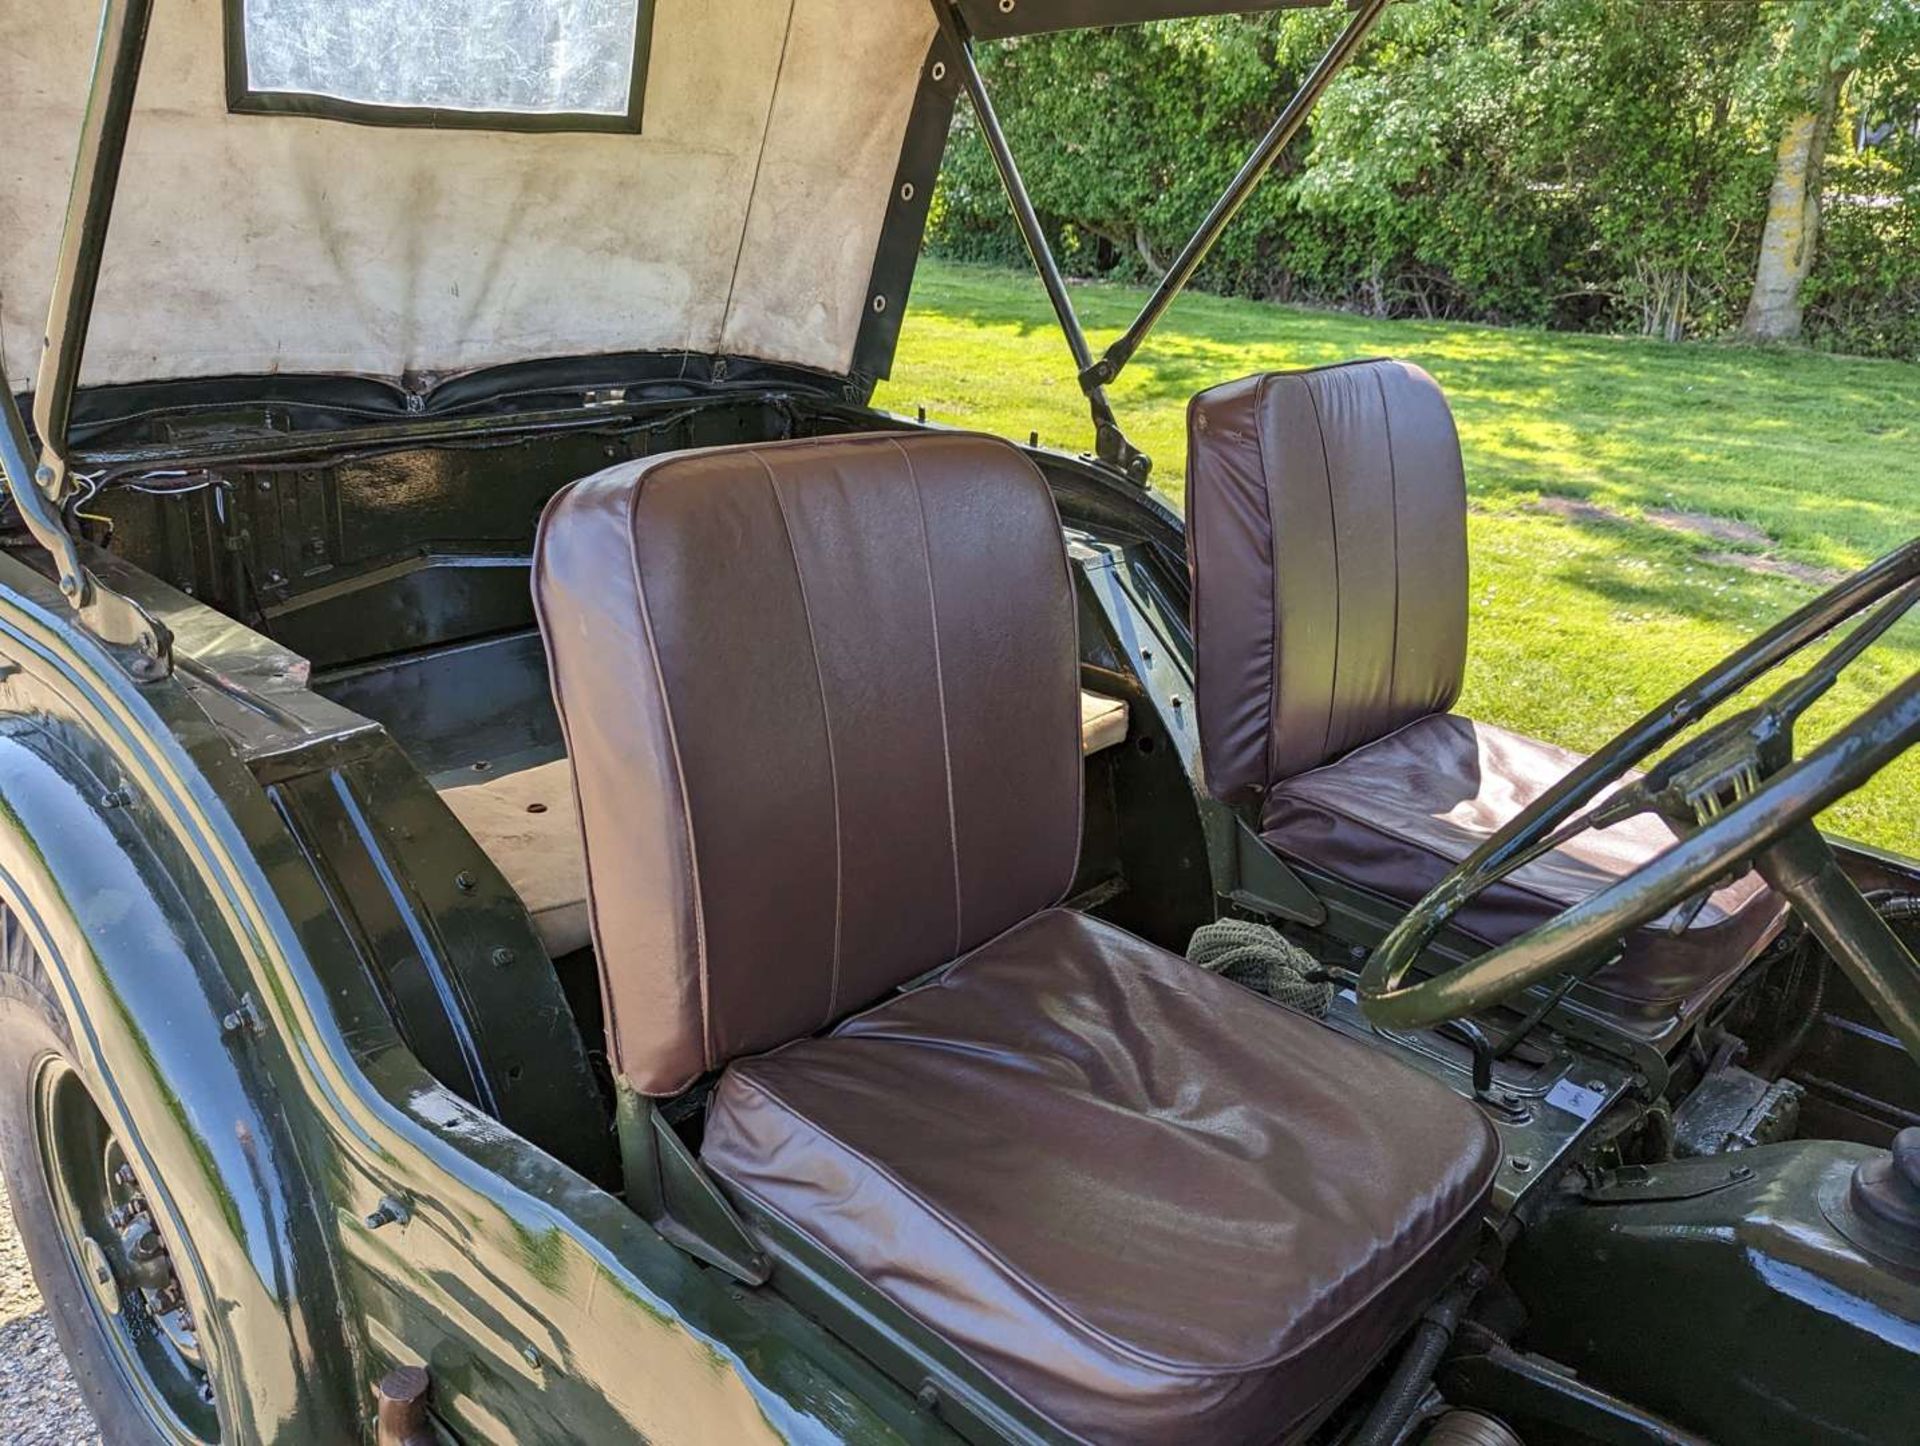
876 260 1920 853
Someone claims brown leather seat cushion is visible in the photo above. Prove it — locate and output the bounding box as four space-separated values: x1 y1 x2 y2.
1186 359 1468 803
1186 361 1785 1032
705 909 1500 1446
535 432 1083 1096
1261 714 1787 1011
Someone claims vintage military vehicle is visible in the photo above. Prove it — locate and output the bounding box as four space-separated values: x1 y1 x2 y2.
1 1 1916 1443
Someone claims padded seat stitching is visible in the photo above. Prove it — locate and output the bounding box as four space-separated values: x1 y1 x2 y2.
717 928 1496 1379
759 451 846 1026
893 436 966 955
1376 363 1403 707
1254 372 1283 791
1300 375 1344 768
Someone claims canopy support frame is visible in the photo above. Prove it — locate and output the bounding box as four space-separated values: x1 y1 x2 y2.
1078 0 1392 395
930 2 1153 483
2 0 170 676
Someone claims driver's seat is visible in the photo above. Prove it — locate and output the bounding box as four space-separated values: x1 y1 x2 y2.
536 431 1498 1444
1187 360 1788 1043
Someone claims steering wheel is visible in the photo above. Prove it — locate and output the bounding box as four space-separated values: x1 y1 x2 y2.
1359 538 1920 1064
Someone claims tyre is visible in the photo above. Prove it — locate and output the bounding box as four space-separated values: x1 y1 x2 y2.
0 904 222 1445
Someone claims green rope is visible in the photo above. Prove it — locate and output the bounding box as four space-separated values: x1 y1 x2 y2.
1188 918 1335 1018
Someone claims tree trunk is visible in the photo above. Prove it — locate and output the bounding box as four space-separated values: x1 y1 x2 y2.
1741 72 1844 343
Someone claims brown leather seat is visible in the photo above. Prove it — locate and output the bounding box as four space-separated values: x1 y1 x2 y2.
536 431 1499 1444
1187 361 1786 1039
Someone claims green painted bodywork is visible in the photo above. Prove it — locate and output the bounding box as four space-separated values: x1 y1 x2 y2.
0 539 967 1444
1510 1142 1920 1443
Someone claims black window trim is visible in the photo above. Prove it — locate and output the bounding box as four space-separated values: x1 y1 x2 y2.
221 0 655 135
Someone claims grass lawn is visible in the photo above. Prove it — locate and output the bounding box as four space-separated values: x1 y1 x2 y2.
875 259 1920 853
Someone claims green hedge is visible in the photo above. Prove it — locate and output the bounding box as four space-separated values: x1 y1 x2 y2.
926 1 1920 360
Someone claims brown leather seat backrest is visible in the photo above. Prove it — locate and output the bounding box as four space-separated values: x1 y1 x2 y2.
534 433 1083 1097
1186 359 1468 805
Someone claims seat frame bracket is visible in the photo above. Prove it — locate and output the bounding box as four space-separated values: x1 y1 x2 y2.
616 1084 771 1287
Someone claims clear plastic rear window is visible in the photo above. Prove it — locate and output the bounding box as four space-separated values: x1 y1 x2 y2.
228 0 651 132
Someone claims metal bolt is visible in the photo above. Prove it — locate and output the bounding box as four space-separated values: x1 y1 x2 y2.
931 61 947 81
257 478 273 493
221 993 266 1037
377 1365 432 1440
521 1344 542 1371
872 294 888 314
59 574 80 597
999 0 1016 12
900 182 916 202
491 947 515 969
34 465 55 488
1509 1155 1534 1174
454 871 477 893
916 1382 941 1411
364 1196 410 1231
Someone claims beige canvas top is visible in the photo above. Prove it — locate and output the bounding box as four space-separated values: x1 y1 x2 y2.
0 0 935 393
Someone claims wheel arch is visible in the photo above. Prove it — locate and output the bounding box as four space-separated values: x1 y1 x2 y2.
0 716 367 1441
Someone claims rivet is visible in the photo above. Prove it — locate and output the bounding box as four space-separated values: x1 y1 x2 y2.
872 294 888 314
491 947 516 969
454 871 477 893
999 0 1015 12
931 61 947 81
257 478 273 493
900 181 916 202
1509 1155 1534 1174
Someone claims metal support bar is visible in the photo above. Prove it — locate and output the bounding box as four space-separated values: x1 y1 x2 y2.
1756 825 1920 1064
1079 0 1391 393
34 0 156 504
930 2 1151 482
2 0 170 677
3 376 169 675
